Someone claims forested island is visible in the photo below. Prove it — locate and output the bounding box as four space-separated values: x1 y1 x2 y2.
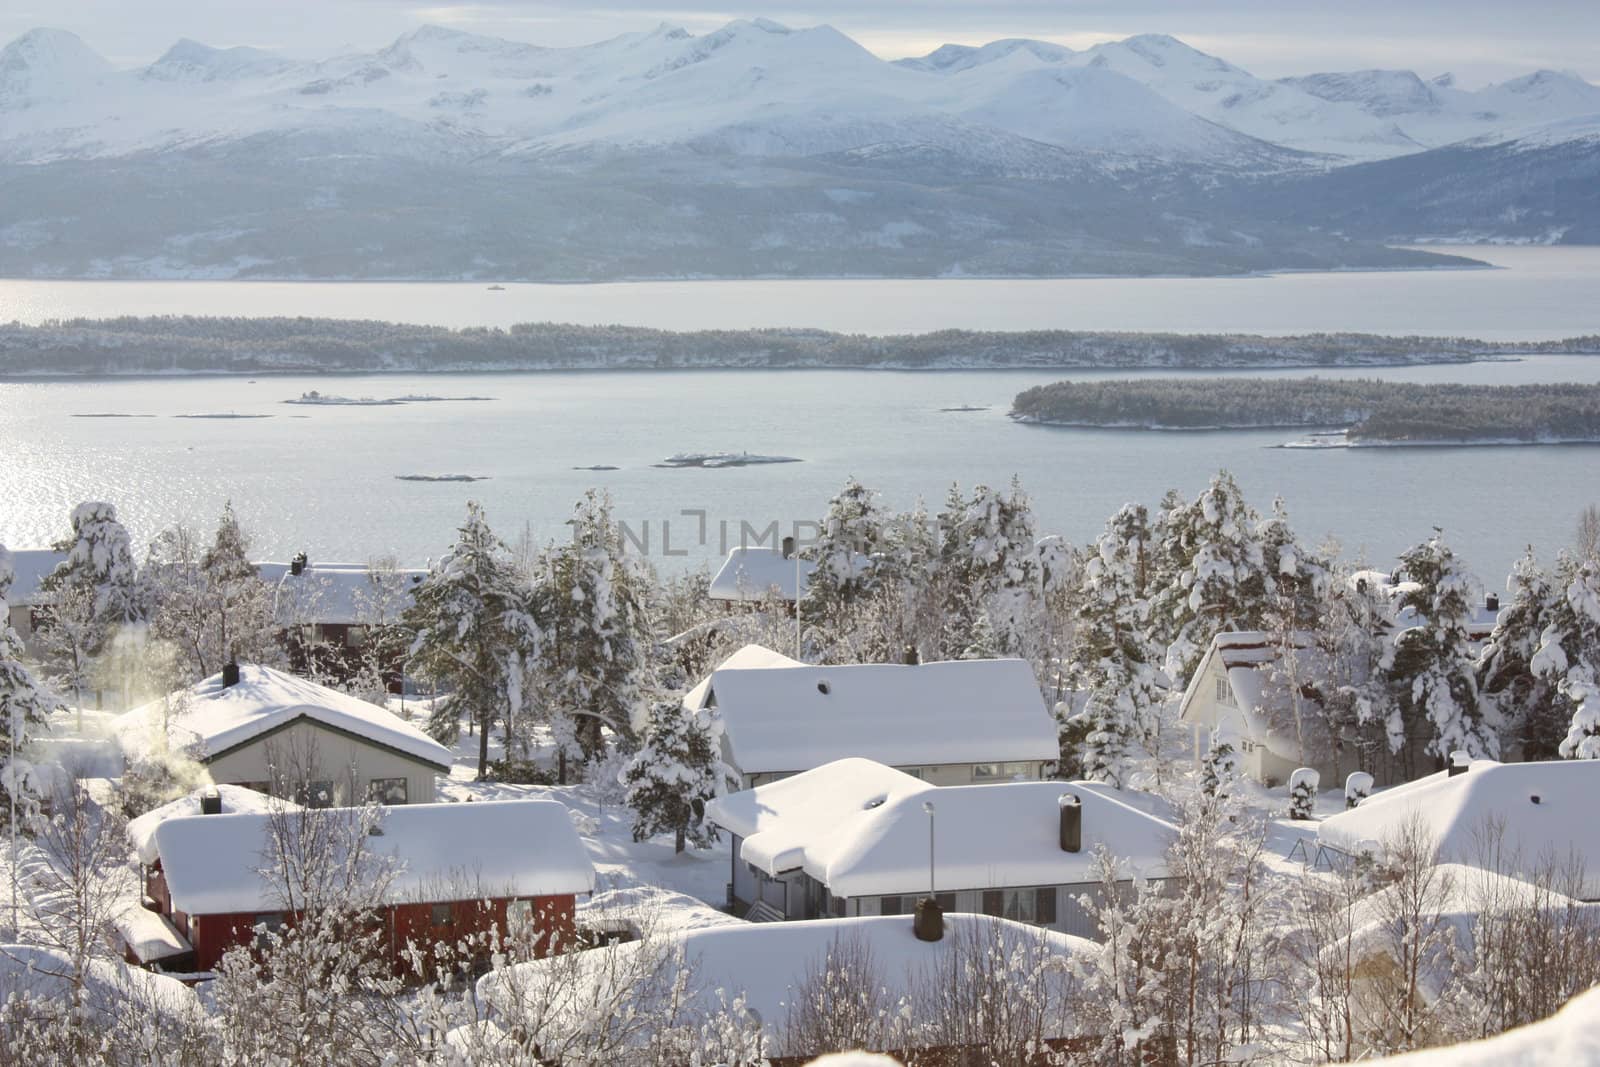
1010 378 1600 444
1 315 1598 376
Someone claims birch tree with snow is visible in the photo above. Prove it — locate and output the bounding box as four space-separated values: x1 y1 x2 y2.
1386 533 1497 766
147 504 281 684
622 698 725 853
405 502 538 778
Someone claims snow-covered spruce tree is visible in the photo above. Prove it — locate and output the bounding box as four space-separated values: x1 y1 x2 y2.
1201 731 1238 799
802 477 886 646
405 502 538 778
1150 471 1270 686
536 491 655 775
622 698 725 853
1537 558 1600 760
1065 504 1165 786
0 545 57 824
938 478 1042 659
38 501 150 717
1476 549 1564 758
852 497 947 665
1258 496 1329 629
1560 681 1600 759
1306 561 1397 776
1385 532 1497 767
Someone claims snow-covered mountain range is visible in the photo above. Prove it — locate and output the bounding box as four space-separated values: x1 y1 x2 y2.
0 20 1595 279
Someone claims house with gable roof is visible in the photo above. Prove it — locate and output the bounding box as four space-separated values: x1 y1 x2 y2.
685 645 1060 788
705 757 1176 936
114 664 453 805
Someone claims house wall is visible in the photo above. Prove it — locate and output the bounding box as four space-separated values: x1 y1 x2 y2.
743 761 1045 790
201 718 439 805
174 894 574 974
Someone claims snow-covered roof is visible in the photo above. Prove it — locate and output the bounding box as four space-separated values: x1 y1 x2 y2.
694 655 1058 775
707 546 814 603
1369 982 1600 1065
706 758 1175 896
257 559 426 626
115 905 192 964
680 642 803 711
1 548 67 604
477 914 1091 1057
151 799 596 915
127 784 301 866
1318 760 1600 897
0 943 201 1022
114 664 454 772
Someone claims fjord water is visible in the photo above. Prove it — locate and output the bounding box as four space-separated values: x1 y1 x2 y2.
1 247 1598 585
2 246 1599 341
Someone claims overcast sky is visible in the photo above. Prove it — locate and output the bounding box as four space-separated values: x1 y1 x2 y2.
4 1 1596 88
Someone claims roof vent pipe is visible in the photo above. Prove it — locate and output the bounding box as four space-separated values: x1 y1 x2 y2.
199 787 222 815
221 661 241 688
781 536 795 561
1059 792 1082 853
1486 593 1500 613
902 644 920 666
290 552 307 577
1448 750 1471 777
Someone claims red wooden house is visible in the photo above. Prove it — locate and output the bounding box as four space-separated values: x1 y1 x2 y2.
133 798 595 974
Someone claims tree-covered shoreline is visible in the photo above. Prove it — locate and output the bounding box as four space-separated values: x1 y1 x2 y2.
2 315 1598 377
1011 378 1600 443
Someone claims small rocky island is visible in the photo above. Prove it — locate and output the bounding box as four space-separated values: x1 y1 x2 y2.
654 451 803 468
1010 379 1600 446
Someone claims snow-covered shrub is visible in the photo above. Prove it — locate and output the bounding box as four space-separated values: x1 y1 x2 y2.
1202 733 1239 798
1344 770 1374 809
1288 767 1319 820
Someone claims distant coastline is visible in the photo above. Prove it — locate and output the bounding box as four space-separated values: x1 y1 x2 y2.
2 315 1596 378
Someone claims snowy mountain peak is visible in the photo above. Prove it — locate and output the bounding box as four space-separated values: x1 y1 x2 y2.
896 38 1075 74
1431 72 1456 89
1279 69 1440 117
0 27 111 106
143 38 296 82
1114 33 1236 73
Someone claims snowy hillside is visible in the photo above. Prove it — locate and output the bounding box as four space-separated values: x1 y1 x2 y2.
0 19 1594 278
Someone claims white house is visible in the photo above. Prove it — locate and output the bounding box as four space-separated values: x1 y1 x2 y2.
475 913 1090 1061
705 757 1176 937
1177 631 1354 787
1316 759 1600 900
114 664 454 805
685 645 1060 787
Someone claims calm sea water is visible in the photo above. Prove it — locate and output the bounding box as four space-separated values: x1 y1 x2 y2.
2 247 1598 584
0 246 1598 341
2 356 1598 586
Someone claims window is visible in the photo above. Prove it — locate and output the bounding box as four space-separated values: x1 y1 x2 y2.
345 626 367 649
880 895 903 916
367 777 408 805
1215 676 1231 703
299 780 336 808
431 903 455 927
972 762 1030 782
981 889 1049 925
936 893 957 913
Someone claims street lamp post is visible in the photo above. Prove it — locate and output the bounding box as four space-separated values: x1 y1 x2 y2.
914 799 943 942
922 799 936 898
